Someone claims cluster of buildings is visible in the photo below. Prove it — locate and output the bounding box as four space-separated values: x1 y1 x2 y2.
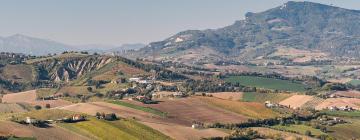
328 106 356 111
318 117 346 126
264 101 287 108
24 114 86 125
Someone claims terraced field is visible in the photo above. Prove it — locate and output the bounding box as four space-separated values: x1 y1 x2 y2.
241 92 292 103
224 76 308 92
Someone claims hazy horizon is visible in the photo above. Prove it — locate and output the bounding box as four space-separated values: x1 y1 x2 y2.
1 0 359 46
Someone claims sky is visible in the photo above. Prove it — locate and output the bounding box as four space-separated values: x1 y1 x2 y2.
0 0 359 47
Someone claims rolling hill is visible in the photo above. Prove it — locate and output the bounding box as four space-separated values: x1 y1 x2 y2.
131 1 360 63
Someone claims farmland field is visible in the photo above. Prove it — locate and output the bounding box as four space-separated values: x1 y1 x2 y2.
59 117 171 140
198 97 280 119
59 102 228 140
2 90 72 108
271 124 325 137
241 92 292 103
126 97 248 125
0 121 87 140
207 92 243 101
315 98 360 110
0 103 28 114
36 88 58 98
321 110 360 118
224 76 308 92
279 95 314 109
251 127 316 140
348 79 360 86
109 100 167 117
327 118 360 139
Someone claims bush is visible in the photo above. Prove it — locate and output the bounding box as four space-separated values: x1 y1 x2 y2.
34 105 42 110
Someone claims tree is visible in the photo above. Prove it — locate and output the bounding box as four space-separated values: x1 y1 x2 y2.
34 105 42 110
87 87 93 92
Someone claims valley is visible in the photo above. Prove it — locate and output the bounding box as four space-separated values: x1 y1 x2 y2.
1 1 360 140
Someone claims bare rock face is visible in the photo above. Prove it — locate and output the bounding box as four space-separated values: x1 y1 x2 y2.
33 56 113 82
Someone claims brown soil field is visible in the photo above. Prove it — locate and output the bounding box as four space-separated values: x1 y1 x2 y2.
0 103 27 113
315 98 360 110
206 92 243 101
127 97 248 125
60 102 228 140
251 127 317 140
198 97 279 119
279 95 314 109
333 90 360 98
0 121 88 140
2 90 72 108
142 121 227 140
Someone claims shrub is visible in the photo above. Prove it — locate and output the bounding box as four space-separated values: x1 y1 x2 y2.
34 105 42 110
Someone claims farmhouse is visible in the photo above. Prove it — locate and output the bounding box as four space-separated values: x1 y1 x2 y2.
72 114 85 122
25 117 36 124
111 78 126 84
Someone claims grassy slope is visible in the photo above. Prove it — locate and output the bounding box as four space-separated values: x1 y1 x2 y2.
7 109 170 140
109 100 167 117
321 110 360 118
225 76 307 92
348 79 360 86
59 117 171 140
327 118 360 139
241 92 292 103
36 88 58 98
198 97 280 119
271 124 325 136
2 64 35 83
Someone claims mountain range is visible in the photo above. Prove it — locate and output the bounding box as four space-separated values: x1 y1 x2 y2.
131 1 360 63
0 34 145 55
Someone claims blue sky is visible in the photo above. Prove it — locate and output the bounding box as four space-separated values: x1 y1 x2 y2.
0 0 359 46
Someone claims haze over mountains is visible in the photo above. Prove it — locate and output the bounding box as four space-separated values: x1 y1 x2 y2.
133 1 360 62
0 34 145 55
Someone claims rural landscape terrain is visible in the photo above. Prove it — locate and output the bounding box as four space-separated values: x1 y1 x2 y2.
1 1 360 140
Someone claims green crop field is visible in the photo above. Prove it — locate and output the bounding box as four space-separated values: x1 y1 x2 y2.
271 124 325 136
321 110 360 118
59 117 171 140
327 118 360 139
348 79 360 86
109 100 167 117
224 76 308 92
241 92 292 103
